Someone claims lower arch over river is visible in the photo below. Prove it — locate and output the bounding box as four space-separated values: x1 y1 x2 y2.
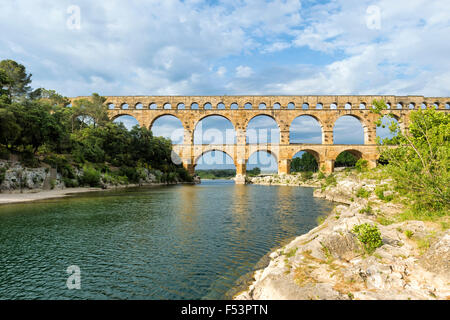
0 180 333 300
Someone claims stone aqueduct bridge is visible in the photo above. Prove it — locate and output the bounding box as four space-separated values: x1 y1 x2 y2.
70 95 450 183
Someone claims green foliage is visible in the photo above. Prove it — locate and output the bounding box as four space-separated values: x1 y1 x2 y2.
0 59 32 100
285 247 298 258
356 187 371 198
335 151 357 167
0 167 6 184
416 234 435 254
62 177 79 188
374 184 394 202
72 93 109 130
317 171 325 179
374 102 449 217
80 165 101 187
43 154 75 178
352 223 383 254
196 169 235 179
247 167 261 177
376 215 394 226
316 215 327 225
301 171 313 180
291 152 318 172
404 230 414 239
355 159 368 172
324 174 337 187
359 203 373 214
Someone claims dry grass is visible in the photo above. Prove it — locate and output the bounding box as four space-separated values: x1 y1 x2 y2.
293 265 318 287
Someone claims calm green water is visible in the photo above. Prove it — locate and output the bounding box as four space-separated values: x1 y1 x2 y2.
0 180 333 300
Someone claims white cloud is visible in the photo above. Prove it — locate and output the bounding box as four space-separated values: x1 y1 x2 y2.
235 65 254 78
278 0 450 95
216 66 227 77
262 41 291 53
0 0 448 97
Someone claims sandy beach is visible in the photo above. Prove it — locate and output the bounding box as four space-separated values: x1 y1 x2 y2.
0 187 113 205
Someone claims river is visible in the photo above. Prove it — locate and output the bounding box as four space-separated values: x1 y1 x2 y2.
0 180 333 300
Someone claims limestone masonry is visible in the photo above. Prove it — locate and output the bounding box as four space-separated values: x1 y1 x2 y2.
70 95 450 183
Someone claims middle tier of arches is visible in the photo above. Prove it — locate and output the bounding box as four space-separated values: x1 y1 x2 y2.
109 109 401 146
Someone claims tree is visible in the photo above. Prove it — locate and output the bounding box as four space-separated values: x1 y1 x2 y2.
0 107 21 150
0 69 11 99
291 152 318 172
248 167 261 176
30 88 70 108
0 59 32 100
373 100 449 216
9 101 64 153
72 93 109 130
335 151 357 167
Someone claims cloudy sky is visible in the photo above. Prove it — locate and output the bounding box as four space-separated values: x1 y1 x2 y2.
1 0 449 96
1 0 447 170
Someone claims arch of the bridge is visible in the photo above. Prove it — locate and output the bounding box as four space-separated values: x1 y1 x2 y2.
110 112 140 122
288 146 324 163
108 109 386 146
193 148 237 167
148 113 184 129
247 147 279 162
291 149 322 166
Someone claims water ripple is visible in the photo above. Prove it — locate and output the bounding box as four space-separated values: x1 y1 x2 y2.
0 181 333 299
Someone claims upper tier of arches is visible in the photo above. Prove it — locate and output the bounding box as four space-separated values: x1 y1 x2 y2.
94 96 450 111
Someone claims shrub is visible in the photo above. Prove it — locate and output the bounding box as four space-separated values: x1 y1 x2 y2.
324 174 336 187
359 204 373 214
80 165 101 187
301 171 313 180
404 230 414 239
355 159 368 172
285 247 298 258
20 150 40 167
376 215 394 226
44 154 75 179
318 171 325 179
374 185 394 202
374 106 449 217
0 167 6 184
0 147 10 160
356 187 371 198
63 177 79 188
316 215 327 225
352 223 383 254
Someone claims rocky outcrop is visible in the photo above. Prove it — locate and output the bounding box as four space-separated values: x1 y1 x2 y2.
0 160 161 193
235 172 450 300
419 234 450 277
249 173 321 187
0 161 64 192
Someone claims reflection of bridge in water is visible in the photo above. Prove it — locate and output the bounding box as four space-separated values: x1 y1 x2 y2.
70 95 450 184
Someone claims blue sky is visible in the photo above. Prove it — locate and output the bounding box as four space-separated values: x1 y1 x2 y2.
1 0 448 170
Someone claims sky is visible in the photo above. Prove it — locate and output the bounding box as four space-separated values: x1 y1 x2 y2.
1 0 448 170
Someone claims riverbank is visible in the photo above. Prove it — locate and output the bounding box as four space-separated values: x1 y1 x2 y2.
0 159 199 204
0 182 187 205
235 170 449 300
